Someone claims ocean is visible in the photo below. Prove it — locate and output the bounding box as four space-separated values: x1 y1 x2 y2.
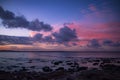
0 51 120 72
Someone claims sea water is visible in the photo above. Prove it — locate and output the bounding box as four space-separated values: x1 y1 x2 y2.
0 52 120 72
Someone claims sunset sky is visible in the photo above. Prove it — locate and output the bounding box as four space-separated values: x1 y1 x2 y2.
0 0 120 51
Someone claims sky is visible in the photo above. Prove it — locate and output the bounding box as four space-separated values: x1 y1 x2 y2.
0 0 120 51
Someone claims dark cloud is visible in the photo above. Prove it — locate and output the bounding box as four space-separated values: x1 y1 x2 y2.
0 6 15 20
103 40 113 46
33 33 43 41
43 35 54 42
0 35 32 45
52 26 78 43
87 39 101 48
103 39 120 47
72 43 77 46
112 41 120 47
2 16 29 28
29 19 52 31
32 33 55 43
0 6 52 31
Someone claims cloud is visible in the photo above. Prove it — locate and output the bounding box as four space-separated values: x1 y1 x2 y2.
33 33 43 41
52 26 78 43
87 39 101 48
0 6 15 20
29 19 53 31
2 16 29 28
112 42 120 47
72 43 77 46
32 33 54 43
0 6 53 31
103 39 113 46
0 35 32 45
43 35 54 43
103 39 120 47
66 22 120 41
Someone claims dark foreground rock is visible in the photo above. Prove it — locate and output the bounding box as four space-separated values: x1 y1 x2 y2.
42 66 53 72
0 58 120 80
0 65 120 80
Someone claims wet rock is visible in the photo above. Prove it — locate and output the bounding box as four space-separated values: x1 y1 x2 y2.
101 64 120 72
28 60 32 63
66 62 73 65
67 68 75 73
102 59 111 63
42 66 53 72
6 66 12 70
81 61 87 64
93 63 99 66
66 60 71 62
0 66 3 69
56 67 65 71
117 61 120 63
74 62 79 66
77 67 88 71
30 66 35 69
94 60 100 62
91 68 98 71
21 67 28 71
11 65 19 68
3 60 7 62
70 65 76 67
52 61 63 65
67 77 74 80
100 62 105 67
17 63 22 65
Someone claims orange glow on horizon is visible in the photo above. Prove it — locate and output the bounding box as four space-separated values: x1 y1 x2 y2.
29 31 38 37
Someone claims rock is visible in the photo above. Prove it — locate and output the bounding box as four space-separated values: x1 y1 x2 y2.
28 60 32 63
66 62 73 65
100 64 120 72
6 66 12 70
11 65 19 68
56 67 65 71
102 59 111 63
117 61 120 63
93 60 100 62
52 61 63 65
74 62 79 66
77 67 88 71
70 65 76 67
67 77 74 80
30 66 35 69
21 67 28 71
17 63 22 65
93 63 99 66
42 66 53 72
67 68 75 73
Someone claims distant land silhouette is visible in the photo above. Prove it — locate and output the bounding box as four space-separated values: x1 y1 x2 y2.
0 50 120 53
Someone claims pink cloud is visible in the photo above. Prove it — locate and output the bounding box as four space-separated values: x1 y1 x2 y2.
66 22 120 41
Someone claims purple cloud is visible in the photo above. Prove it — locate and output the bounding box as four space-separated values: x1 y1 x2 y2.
52 26 78 43
0 6 53 31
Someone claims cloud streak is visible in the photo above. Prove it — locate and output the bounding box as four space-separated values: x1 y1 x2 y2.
0 35 32 45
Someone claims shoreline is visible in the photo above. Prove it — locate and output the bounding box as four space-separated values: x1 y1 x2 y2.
0 64 120 80
0 50 120 53
0 57 120 80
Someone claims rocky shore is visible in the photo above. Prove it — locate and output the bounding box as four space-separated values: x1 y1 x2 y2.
0 58 120 80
